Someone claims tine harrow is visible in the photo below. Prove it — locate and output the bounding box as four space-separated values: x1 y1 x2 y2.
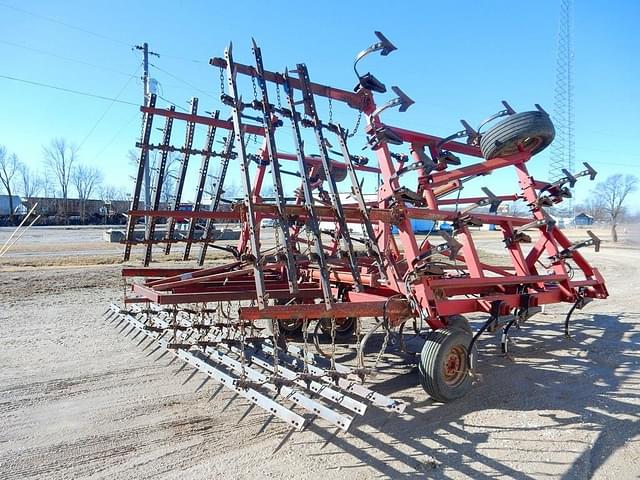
110 32 608 432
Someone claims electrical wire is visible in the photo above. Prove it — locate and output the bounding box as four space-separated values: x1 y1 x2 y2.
149 62 217 100
0 2 134 47
0 39 138 79
94 111 141 160
0 73 139 105
77 65 142 150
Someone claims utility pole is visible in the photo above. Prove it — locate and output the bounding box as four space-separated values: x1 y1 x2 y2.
549 0 575 216
134 42 159 219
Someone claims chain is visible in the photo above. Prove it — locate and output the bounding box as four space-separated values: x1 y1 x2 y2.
276 83 282 109
302 318 309 373
347 111 363 138
330 317 337 371
373 319 390 370
239 317 247 378
328 97 333 123
219 67 225 95
251 75 258 101
272 319 280 377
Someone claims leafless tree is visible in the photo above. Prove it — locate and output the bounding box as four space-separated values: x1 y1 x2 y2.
19 163 42 199
43 138 78 219
594 174 638 242
72 164 103 222
0 146 21 222
127 149 178 207
100 184 127 202
507 201 529 217
575 196 606 223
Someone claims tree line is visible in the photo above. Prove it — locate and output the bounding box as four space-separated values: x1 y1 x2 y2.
0 138 129 223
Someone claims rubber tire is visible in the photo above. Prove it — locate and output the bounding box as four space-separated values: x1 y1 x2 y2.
319 317 356 340
278 319 303 337
418 328 474 403
480 111 555 160
443 315 472 334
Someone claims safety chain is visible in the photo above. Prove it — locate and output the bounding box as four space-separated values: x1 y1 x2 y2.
271 318 280 378
373 319 390 370
219 67 225 95
347 111 363 138
302 318 310 373
330 317 337 371
275 83 282 109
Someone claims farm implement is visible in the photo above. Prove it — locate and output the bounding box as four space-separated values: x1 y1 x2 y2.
107 32 608 431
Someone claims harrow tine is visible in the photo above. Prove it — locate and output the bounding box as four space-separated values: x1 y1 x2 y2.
237 403 256 425
273 427 296 454
256 414 275 436
221 393 239 412
195 376 210 393
146 345 161 357
174 361 189 376
155 350 169 362
182 368 199 385
209 383 224 402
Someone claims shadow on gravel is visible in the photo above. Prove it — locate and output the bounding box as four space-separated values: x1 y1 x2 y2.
293 311 640 478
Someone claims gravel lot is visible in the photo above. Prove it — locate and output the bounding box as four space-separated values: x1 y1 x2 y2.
0 226 638 479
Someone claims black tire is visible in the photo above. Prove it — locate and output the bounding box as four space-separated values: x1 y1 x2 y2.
319 317 356 340
443 315 472 334
278 319 303 336
480 111 555 160
418 328 474 402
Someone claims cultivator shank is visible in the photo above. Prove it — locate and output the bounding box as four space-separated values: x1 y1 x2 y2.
108 32 608 431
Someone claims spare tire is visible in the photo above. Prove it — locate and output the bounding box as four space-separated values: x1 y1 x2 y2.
480 111 555 160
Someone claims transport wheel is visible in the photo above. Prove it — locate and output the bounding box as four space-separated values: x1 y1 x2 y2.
443 315 472 334
319 317 356 340
418 328 474 402
275 299 303 337
480 111 555 160
278 319 303 336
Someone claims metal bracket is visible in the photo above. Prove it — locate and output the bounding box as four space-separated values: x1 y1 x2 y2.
353 31 397 93
369 86 414 118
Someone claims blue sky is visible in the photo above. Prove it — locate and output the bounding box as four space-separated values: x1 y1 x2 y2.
1 1 638 210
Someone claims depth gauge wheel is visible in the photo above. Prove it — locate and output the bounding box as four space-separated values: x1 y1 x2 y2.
275 299 303 337
418 328 474 402
480 111 555 160
319 317 356 340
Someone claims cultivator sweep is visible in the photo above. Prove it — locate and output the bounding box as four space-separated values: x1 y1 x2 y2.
108 32 608 431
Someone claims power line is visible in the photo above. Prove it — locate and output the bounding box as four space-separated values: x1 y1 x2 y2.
0 1 133 47
149 62 217 100
0 38 138 79
94 111 141 160
77 65 142 151
0 73 139 106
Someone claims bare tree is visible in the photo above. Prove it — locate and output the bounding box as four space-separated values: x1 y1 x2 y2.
72 164 103 223
43 138 78 219
99 184 127 202
507 201 529 217
575 196 606 223
127 149 178 207
594 174 638 242
19 163 42 199
0 146 21 222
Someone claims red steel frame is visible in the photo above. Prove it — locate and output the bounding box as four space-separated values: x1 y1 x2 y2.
122 50 608 333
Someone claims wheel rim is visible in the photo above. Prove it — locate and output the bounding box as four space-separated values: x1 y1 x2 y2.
442 344 468 387
279 319 302 332
320 317 354 335
496 136 544 157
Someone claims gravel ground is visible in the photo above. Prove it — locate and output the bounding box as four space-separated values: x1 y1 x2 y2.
0 228 639 479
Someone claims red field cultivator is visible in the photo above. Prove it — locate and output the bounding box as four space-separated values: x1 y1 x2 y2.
107 32 608 431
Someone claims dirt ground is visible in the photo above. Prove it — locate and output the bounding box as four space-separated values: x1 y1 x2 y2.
0 226 639 479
